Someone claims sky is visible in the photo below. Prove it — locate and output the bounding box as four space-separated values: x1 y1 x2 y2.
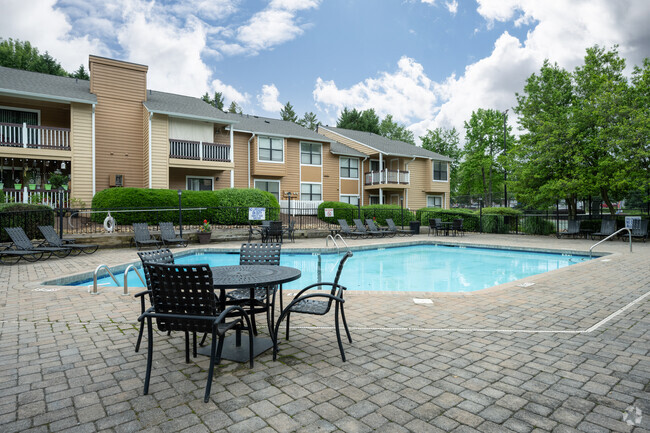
2 0 649 144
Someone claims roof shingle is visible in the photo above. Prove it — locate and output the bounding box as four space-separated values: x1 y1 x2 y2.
0 66 96 104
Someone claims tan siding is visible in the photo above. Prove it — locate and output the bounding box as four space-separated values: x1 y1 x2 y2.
340 179 358 195
69 103 93 206
252 136 287 177
322 144 340 201
224 131 252 188
0 96 70 128
169 168 226 190
142 109 150 187
151 114 169 189
282 138 299 196
300 165 321 183
318 127 374 156
89 57 147 102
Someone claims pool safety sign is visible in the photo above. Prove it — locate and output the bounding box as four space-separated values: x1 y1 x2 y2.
249 207 266 221
324 208 334 217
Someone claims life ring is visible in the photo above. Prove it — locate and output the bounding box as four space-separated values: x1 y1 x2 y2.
103 213 116 233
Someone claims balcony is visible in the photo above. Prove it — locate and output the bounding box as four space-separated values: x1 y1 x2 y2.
0 122 71 150
169 139 230 162
364 169 410 186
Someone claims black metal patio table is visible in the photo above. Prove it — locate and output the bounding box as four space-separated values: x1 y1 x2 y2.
197 265 301 362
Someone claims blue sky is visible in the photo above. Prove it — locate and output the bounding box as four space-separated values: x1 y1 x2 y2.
2 0 649 142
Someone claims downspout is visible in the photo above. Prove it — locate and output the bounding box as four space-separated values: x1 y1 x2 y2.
404 156 416 209
379 153 383 204
148 112 153 188
91 104 96 196
361 156 368 205
230 126 234 188
247 133 256 188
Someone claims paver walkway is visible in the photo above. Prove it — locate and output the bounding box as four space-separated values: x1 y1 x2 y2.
0 233 648 432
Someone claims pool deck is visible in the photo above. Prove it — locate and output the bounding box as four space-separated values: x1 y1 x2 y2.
1 233 648 432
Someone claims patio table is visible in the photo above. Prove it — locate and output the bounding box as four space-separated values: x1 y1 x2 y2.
197 264 301 362
438 221 452 236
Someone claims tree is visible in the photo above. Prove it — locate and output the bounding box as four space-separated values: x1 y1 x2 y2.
458 108 512 205
420 127 461 193
511 60 582 215
336 107 380 134
70 64 89 80
379 115 415 144
201 91 225 110
624 58 650 207
280 102 297 122
227 101 242 114
298 111 319 130
0 38 67 76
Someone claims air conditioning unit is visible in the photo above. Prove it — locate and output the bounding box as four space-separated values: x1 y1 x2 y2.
109 174 124 187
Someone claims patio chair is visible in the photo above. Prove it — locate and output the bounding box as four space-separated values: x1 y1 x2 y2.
4 227 71 258
265 221 283 243
557 220 581 239
451 219 465 236
131 223 161 250
38 225 99 255
428 218 443 236
354 219 382 237
338 219 362 239
226 243 282 335
159 222 188 248
135 248 176 353
591 219 616 240
248 221 271 242
273 251 353 362
365 219 392 237
385 218 413 237
0 246 44 265
140 262 253 403
627 219 648 243
282 221 296 243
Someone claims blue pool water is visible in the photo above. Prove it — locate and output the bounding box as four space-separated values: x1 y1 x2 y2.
74 245 589 293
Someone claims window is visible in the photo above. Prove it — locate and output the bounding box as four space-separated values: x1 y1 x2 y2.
369 195 380 205
340 195 359 206
254 180 280 200
258 136 283 162
370 160 384 172
301 142 321 165
187 177 213 191
427 195 443 208
340 157 359 178
433 161 448 181
300 183 321 201
0 108 38 125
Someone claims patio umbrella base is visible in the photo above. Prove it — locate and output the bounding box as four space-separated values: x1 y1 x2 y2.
197 334 273 363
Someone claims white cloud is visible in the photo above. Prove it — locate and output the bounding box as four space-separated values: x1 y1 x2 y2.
445 0 459 15
210 78 249 106
257 84 283 113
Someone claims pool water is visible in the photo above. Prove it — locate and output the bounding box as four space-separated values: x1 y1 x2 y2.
75 245 589 293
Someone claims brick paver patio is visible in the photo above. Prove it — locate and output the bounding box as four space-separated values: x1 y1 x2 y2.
1 233 648 432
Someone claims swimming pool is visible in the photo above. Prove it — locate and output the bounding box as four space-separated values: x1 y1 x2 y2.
70 245 590 293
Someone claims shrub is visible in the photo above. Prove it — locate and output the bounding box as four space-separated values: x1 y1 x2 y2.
0 203 55 242
317 201 360 225
416 208 480 232
520 215 556 235
361 204 414 226
91 188 280 225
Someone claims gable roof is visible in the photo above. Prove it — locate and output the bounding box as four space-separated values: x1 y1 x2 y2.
0 66 97 104
143 90 235 124
319 125 452 161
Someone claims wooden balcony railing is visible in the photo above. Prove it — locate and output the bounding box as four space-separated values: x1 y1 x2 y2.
364 169 410 186
0 122 71 150
169 139 230 162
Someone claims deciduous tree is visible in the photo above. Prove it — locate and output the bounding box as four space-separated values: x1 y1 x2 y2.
420 127 461 193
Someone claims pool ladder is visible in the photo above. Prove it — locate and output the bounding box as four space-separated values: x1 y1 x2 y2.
91 264 145 295
589 227 632 258
326 233 350 254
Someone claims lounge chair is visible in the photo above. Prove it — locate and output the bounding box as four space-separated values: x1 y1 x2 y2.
38 225 99 255
354 219 382 237
273 251 353 362
386 218 413 237
338 219 363 239
131 223 162 250
0 246 44 265
557 220 581 239
365 219 392 237
626 219 648 243
159 222 188 248
591 219 616 240
451 219 465 236
4 227 71 258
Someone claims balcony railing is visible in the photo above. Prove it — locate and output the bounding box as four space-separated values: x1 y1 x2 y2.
169 139 230 162
0 122 71 150
364 169 410 186
2 187 69 207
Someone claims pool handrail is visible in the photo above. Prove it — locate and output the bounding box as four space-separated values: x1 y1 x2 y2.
334 233 349 251
92 264 119 294
326 234 350 254
589 227 632 258
123 264 146 296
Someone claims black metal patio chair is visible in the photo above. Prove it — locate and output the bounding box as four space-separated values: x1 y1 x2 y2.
140 262 253 403
282 221 296 243
591 219 616 240
338 219 362 239
273 251 353 362
428 218 443 236
451 219 465 236
0 246 44 265
557 220 581 239
366 219 393 237
354 219 382 237
265 221 283 243
159 222 188 248
131 223 162 250
135 248 176 353
385 218 413 237
627 219 648 243
38 225 99 255
4 227 71 259
248 221 271 242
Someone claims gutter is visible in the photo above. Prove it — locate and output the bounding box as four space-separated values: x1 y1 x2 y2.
0 89 96 105
247 133 256 188
145 109 237 125
148 112 153 188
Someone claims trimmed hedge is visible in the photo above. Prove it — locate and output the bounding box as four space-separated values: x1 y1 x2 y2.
361 204 414 226
317 202 361 225
0 203 55 242
91 188 279 225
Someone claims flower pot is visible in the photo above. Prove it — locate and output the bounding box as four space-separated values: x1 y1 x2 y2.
62 185 69 191
29 184 36 190
45 184 52 190
197 232 211 244
0 182 4 190
14 184 22 190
